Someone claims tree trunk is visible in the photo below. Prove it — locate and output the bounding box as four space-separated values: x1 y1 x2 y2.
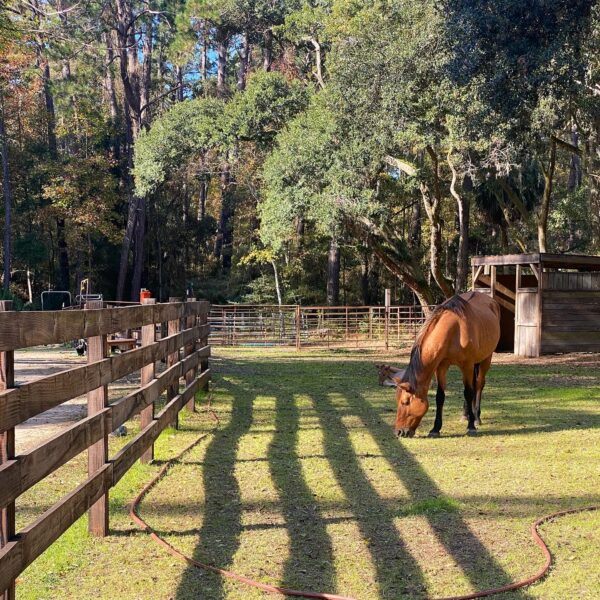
326 237 340 305
538 138 557 253
237 33 250 91
263 29 273 71
409 200 421 249
56 218 70 291
198 175 208 220
214 163 234 269
130 196 146 300
448 150 470 292
0 94 13 293
216 31 228 98
103 32 120 162
361 244 370 305
272 261 282 306
422 147 454 298
567 123 581 193
357 218 435 311
175 65 184 102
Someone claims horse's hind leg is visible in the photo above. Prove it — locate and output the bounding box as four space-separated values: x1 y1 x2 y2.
429 365 448 438
462 364 478 435
474 354 493 426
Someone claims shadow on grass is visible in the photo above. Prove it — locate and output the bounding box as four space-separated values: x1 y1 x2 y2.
310 392 428 598
354 391 532 599
170 354 600 599
267 392 337 593
175 378 254 600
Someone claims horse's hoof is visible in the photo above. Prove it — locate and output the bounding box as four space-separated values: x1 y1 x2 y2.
428 431 440 438
466 429 478 436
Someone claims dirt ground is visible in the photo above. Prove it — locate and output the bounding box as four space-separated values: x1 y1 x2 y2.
13 345 141 453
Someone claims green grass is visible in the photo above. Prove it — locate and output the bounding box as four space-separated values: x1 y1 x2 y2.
15 348 600 599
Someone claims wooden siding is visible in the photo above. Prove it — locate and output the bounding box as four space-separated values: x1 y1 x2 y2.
515 291 539 357
541 291 600 353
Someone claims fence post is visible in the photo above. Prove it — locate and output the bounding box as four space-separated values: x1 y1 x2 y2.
167 297 182 428
0 301 15 600
200 306 210 391
385 289 391 350
140 297 156 463
295 305 301 351
85 300 109 537
185 298 197 411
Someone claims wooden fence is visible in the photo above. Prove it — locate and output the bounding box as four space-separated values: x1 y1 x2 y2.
209 304 432 349
0 298 211 598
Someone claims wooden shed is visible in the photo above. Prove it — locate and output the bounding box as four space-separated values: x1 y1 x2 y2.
471 253 600 357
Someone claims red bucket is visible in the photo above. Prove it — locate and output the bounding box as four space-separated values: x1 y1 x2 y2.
140 288 152 302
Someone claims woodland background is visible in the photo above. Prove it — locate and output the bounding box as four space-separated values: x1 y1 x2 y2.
0 0 599 308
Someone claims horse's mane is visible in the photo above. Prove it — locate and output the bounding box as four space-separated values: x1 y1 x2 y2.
401 295 469 390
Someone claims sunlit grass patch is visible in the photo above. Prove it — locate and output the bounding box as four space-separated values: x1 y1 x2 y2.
15 348 600 599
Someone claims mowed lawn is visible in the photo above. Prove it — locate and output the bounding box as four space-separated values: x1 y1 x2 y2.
16 347 600 600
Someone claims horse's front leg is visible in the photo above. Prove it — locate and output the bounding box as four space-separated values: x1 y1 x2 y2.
429 366 448 438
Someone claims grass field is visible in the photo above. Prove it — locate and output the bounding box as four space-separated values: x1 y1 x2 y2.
15 347 600 599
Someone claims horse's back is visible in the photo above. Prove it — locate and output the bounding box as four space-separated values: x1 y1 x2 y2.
460 292 500 357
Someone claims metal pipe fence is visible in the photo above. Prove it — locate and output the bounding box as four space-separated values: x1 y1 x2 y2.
208 304 433 349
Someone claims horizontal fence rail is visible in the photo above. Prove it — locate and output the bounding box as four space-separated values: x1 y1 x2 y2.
0 299 211 598
208 304 432 349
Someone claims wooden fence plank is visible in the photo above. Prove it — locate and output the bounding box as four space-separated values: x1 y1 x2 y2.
0 410 108 509
110 347 207 429
0 300 15 600
0 465 113 594
112 369 210 484
0 325 208 432
0 301 210 352
0 299 211 596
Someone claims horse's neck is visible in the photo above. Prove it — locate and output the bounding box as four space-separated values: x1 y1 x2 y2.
414 340 439 396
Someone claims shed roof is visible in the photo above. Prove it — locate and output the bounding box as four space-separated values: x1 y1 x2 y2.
471 253 600 271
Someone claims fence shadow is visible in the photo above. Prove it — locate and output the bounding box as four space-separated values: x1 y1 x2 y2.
174 378 254 600
267 392 338 594
170 352 600 599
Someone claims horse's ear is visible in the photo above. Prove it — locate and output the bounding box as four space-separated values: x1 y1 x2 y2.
374 363 382 369
398 381 413 393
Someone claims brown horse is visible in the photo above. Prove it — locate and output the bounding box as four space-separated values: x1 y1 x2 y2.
395 292 500 438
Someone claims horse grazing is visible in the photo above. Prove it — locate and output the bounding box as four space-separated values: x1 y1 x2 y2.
395 292 500 438
375 364 406 387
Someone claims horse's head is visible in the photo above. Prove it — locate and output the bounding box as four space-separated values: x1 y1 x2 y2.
394 382 428 437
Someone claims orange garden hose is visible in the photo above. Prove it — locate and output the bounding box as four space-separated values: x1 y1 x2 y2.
129 406 598 600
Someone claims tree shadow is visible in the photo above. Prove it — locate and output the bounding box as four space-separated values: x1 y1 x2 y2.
174 378 254 600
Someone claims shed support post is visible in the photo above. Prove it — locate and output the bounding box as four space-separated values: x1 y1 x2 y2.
85 300 109 537
0 301 15 600
140 297 156 463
